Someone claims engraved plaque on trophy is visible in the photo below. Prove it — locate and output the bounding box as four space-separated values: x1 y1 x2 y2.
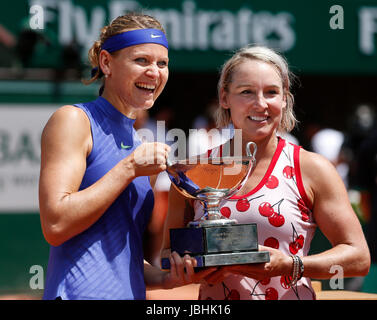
161 142 270 269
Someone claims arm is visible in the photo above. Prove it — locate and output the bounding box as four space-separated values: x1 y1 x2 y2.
39 105 169 246
161 184 195 259
143 184 217 289
143 174 169 267
144 253 206 290
204 149 370 283
298 149 370 279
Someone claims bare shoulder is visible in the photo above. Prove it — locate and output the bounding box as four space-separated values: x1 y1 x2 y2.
299 148 334 174
299 147 347 202
43 105 89 137
45 105 89 129
41 105 91 157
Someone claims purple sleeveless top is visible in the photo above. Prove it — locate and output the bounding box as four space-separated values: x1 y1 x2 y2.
43 97 154 300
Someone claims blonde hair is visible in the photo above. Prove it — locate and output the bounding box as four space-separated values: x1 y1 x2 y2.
215 45 297 133
83 13 165 85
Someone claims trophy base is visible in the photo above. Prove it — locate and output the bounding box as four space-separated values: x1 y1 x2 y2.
161 250 270 269
188 219 237 227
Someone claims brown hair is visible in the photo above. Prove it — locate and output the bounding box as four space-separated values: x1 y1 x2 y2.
83 13 166 86
215 45 297 133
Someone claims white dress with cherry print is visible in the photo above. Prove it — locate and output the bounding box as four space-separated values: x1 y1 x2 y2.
194 137 317 300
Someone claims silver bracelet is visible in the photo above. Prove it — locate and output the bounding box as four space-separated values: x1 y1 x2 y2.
297 255 304 280
289 255 304 287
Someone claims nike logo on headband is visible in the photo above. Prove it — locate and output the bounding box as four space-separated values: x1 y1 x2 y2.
121 142 132 149
151 34 162 38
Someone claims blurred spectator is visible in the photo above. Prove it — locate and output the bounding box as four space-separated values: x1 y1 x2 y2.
0 24 16 47
188 100 229 157
141 105 176 143
15 28 40 68
14 17 62 78
61 39 83 79
0 24 16 67
15 17 53 69
350 104 377 266
357 127 377 264
356 118 377 293
311 127 349 187
344 104 376 189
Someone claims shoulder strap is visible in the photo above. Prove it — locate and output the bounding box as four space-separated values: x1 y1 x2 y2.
293 144 313 210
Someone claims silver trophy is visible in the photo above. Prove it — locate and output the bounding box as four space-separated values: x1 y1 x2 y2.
161 142 270 268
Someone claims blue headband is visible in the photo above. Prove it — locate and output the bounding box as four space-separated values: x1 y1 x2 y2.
101 28 168 53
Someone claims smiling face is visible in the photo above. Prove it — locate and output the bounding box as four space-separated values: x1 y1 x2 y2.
220 59 286 143
100 43 169 117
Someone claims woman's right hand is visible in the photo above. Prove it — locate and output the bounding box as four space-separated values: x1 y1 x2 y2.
130 142 171 177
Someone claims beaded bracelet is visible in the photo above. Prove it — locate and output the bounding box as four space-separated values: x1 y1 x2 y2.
289 255 304 287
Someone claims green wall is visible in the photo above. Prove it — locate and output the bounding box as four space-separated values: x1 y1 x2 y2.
0 214 48 297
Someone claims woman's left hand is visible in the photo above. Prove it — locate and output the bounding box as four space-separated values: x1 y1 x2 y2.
202 245 292 285
162 251 218 289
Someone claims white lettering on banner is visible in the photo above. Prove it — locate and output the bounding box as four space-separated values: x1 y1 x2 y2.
73 6 105 53
329 5 344 30
29 0 296 55
0 105 58 212
148 2 296 51
359 7 377 55
109 0 140 21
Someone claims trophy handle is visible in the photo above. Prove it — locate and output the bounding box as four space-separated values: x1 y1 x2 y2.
246 141 257 158
246 141 257 172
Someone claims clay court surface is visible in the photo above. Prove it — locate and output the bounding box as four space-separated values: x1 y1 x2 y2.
2 280 377 300
0 284 200 300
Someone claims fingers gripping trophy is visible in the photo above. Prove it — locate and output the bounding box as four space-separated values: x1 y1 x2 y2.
161 141 270 268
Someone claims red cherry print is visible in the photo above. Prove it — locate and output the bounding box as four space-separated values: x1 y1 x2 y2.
265 175 279 189
265 287 278 300
296 235 304 249
220 206 231 218
290 223 304 254
260 277 271 286
268 212 285 227
283 166 295 179
264 237 279 249
259 202 274 217
236 198 250 212
225 289 240 300
289 241 299 255
280 275 293 289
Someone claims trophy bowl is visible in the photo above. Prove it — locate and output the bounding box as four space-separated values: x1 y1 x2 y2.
161 142 270 269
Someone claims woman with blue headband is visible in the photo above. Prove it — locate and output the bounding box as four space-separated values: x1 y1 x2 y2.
39 13 215 300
